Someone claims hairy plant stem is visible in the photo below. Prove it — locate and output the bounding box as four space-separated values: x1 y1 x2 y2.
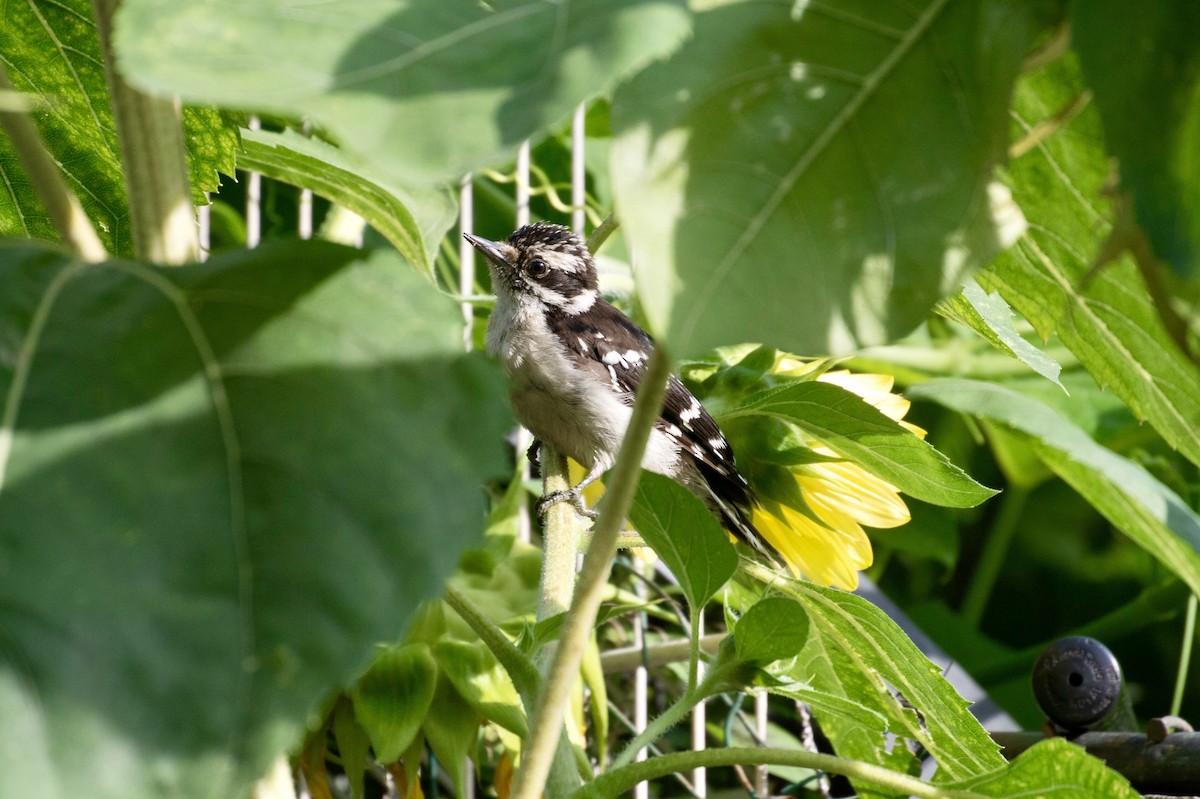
92 0 197 264
576 747 990 799
443 585 541 701
538 446 581 638
511 346 672 799
610 661 728 770
0 65 106 262
533 445 589 797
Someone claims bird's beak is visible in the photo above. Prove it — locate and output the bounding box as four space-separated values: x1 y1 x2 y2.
462 232 511 269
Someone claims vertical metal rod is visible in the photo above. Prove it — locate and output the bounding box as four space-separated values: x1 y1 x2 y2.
246 116 262 248
633 558 649 799
197 200 210 262
755 691 769 796
458 173 475 352
514 141 533 543
298 122 314 240
691 609 707 798
571 104 586 233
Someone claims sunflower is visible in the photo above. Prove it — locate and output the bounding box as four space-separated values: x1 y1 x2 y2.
747 360 922 590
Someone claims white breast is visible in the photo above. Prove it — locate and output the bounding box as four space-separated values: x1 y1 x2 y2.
487 295 681 478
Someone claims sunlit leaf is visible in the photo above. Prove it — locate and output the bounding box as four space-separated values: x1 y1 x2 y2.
936 278 1064 389
722 381 996 508
0 0 237 251
611 0 1039 355
947 738 1137 798
982 54 1200 469
910 379 1200 598
238 128 455 275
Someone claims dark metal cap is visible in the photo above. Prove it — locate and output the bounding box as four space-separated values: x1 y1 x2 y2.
1032 636 1124 731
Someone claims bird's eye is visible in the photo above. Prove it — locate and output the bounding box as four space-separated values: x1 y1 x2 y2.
527 258 550 279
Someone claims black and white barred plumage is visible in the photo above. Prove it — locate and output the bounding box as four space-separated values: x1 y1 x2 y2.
465 222 773 559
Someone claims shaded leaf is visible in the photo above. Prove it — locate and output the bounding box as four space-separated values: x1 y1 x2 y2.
238 128 455 275
352 644 439 763
1073 1 1200 276
723 381 996 508
936 278 1063 389
611 0 1038 355
333 698 371 799
0 0 239 251
115 0 692 185
434 640 526 737
0 241 510 797
910 379 1200 598
746 574 1004 781
628 471 738 611
421 674 481 798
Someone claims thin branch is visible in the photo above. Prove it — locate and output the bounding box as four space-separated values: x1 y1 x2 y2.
0 65 106 262
511 346 672 799
443 585 541 701
579 747 990 799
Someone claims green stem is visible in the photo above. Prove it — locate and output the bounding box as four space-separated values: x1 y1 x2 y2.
611 663 728 770
531 446 589 797
537 445 581 640
443 585 541 702
511 346 672 799
961 485 1029 626
1171 593 1197 716
577 747 988 799
585 214 619 254
688 611 702 695
92 0 197 264
0 65 107 262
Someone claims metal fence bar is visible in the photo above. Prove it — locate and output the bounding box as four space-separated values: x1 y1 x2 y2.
458 174 475 352
691 609 707 798
197 202 210 261
755 691 769 796
633 558 650 799
514 141 533 544
571 104 586 234
246 116 262 248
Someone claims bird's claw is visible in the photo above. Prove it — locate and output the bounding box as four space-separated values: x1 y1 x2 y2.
536 488 598 522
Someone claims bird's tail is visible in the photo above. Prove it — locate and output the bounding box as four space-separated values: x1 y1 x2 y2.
707 490 782 569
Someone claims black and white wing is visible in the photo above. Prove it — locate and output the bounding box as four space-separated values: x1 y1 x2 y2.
545 300 772 557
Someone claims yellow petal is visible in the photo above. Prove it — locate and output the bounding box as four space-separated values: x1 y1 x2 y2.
797 462 911 529
752 502 871 590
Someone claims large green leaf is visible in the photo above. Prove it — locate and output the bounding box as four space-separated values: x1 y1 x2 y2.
721 381 996 508
910 379 1200 598
747 573 1004 781
627 471 739 612
981 54 1200 468
0 0 237 252
1073 1 1200 276
114 0 691 185
0 240 511 797
936 278 1064 389
610 0 1039 356
238 128 455 276
948 738 1137 799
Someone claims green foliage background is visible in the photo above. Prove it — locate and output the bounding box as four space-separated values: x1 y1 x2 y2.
2 1 1199 798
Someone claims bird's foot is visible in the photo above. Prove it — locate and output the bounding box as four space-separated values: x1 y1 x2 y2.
536 488 599 522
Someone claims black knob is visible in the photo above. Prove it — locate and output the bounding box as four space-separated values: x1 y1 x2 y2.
1032 636 1127 731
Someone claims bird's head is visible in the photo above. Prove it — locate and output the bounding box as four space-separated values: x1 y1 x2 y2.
464 222 599 315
